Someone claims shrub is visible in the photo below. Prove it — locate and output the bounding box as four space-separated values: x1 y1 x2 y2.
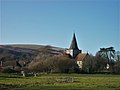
113 61 120 74
1 67 16 73
28 56 79 73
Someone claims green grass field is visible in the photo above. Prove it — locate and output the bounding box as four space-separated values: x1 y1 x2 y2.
0 73 120 90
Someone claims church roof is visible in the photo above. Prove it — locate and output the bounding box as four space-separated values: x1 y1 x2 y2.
76 53 88 61
70 33 79 50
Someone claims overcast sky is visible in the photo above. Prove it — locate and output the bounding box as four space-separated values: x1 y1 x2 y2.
1 0 120 55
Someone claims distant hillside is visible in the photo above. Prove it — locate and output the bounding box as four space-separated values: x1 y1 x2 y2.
0 44 65 67
7 44 45 50
0 44 64 51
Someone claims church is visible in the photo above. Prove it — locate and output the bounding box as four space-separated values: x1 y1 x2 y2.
66 33 89 69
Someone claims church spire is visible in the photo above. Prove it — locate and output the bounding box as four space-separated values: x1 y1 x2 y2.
70 33 79 50
66 33 82 59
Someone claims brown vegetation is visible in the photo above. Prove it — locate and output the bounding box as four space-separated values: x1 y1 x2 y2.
28 55 79 73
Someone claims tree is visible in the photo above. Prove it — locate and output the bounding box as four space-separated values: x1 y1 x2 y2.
113 61 120 74
28 55 79 73
82 55 96 73
115 51 120 61
95 54 108 72
96 47 116 73
98 47 115 62
82 54 108 73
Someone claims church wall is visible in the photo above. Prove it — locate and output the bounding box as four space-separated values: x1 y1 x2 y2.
77 61 82 68
66 49 73 57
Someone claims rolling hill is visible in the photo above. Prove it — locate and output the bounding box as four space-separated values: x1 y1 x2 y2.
0 44 65 67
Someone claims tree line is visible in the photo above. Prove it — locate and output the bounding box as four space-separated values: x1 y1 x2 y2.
0 46 120 74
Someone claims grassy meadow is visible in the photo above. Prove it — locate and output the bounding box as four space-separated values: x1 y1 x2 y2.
0 73 120 90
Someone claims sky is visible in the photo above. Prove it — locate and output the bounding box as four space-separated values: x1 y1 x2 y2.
0 0 120 55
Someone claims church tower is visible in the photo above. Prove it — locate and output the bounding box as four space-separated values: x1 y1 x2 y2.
66 33 82 59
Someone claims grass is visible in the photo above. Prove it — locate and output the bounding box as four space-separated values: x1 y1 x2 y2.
0 73 120 90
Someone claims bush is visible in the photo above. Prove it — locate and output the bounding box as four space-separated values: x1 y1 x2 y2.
28 56 79 73
113 61 120 74
1 67 16 73
82 55 108 73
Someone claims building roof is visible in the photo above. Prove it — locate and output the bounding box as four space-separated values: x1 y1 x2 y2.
76 53 88 61
70 33 79 50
